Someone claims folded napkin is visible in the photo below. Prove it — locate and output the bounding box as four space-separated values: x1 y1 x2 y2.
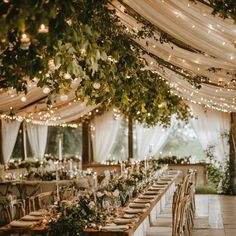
128 202 150 208
123 213 138 219
124 208 145 214
143 190 159 195
29 211 48 217
138 194 156 199
102 224 129 231
21 215 43 221
152 184 166 189
134 198 152 203
113 218 137 225
10 220 39 228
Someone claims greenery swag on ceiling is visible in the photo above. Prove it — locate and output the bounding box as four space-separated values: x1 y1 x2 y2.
0 0 190 126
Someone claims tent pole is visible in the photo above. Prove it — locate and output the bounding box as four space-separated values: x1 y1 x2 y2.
0 119 4 164
82 120 93 164
22 121 28 160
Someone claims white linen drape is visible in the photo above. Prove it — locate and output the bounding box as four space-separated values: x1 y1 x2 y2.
26 123 48 160
135 122 172 160
1 119 21 163
190 104 230 163
92 111 121 163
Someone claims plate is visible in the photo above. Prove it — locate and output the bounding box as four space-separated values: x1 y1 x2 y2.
10 220 38 228
21 215 43 221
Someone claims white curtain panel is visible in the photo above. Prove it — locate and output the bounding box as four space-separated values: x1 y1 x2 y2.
190 104 230 163
26 123 48 160
135 122 172 160
92 111 121 163
1 119 21 163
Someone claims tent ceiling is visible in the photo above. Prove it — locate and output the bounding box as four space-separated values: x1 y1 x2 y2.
114 0 236 112
1 0 236 125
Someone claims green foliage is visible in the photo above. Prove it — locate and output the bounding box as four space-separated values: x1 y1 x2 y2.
0 0 190 126
155 156 191 164
195 184 217 194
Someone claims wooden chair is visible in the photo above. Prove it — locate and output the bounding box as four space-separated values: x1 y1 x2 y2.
28 191 54 212
0 195 25 224
146 194 190 236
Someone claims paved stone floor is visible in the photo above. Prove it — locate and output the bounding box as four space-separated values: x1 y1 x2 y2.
193 194 236 236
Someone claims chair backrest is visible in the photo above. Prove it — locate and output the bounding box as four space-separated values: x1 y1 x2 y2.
172 194 190 236
34 191 54 210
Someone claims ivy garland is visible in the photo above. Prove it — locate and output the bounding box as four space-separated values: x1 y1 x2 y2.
190 0 236 22
0 0 190 126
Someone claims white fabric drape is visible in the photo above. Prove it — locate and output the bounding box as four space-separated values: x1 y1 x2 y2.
135 122 172 160
190 104 230 163
27 123 48 160
1 119 21 163
92 111 121 163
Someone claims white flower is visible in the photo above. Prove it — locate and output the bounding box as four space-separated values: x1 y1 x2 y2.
113 189 120 197
97 191 104 198
93 82 101 89
88 201 95 209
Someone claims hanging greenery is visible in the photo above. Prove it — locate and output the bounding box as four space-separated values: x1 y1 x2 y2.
0 0 190 126
190 0 236 22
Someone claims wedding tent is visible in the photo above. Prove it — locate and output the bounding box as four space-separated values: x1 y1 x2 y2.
1 1 236 236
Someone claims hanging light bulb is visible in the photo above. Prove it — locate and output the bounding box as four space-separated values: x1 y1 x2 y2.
20 33 31 50
38 24 49 33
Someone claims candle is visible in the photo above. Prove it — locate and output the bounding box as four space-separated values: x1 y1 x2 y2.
93 172 98 189
58 137 62 161
120 162 125 175
144 157 147 173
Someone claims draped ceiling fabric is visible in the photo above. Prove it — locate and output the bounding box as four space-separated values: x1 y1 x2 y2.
0 85 97 126
113 0 236 113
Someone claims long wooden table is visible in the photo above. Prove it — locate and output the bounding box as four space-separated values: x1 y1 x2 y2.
83 171 179 236
0 171 179 236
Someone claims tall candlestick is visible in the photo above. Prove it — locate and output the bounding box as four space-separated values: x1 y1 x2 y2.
93 172 98 189
144 157 147 173
58 137 62 161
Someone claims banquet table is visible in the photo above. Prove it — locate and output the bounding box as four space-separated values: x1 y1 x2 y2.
83 170 179 236
0 170 179 236
0 178 90 199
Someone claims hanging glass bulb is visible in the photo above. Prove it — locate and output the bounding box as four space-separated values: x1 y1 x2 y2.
20 33 31 50
38 24 49 33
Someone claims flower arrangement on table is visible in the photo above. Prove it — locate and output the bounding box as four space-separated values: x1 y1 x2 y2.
47 162 166 236
155 155 191 164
